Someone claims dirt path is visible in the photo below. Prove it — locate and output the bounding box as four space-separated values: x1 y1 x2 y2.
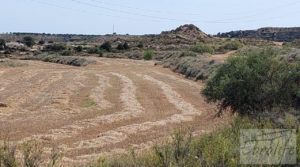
208 50 236 62
0 58 228 166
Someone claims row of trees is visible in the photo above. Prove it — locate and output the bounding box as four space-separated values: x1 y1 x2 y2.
21 37 131 52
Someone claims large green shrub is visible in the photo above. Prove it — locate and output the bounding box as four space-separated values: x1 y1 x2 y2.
143 50 154 60
203 48 300 115
23 36 35 47
190 43 214 54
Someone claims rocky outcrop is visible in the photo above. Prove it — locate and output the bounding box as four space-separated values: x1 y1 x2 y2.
217 27 300 42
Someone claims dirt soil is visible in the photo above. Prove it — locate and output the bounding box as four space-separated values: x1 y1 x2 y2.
0 58 229 166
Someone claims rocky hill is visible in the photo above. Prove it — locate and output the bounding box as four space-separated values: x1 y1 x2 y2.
161 24 209 41
217 27 300 42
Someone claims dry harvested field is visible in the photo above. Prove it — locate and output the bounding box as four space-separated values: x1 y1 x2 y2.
0 58 227 166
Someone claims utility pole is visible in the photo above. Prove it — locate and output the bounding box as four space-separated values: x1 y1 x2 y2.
113 24 115 35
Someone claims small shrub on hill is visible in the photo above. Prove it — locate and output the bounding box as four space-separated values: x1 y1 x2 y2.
116 43 125 50
61 50 72 56
143 50 154 60
190 43 214 54
218 40 243 51
74 46 83 52
137 42 144 48
87 47 100 54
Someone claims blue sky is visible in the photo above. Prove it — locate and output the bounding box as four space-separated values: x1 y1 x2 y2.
1 0 300 35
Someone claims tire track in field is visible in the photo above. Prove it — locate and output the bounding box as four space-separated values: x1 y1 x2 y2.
89 74 113 109
69 74 200 154
110 72 144 115
143 75 200 116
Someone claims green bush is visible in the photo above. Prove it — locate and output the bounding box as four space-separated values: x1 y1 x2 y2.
283 40 300 48
203 48 300 115
44 44 66 52
190 43 214 54
116 43 125 50
143 50 154 60
23 36 35 47
0 141 17 167
100 41 112 52
22 140 42 167
61 50 72 56
116 42 130 51
1 140 62 167
123 42 130 50
74 46 83 52
87 47 100 54
219 40 243 51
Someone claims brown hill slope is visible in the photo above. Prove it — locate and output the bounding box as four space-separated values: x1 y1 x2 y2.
162 24 209 41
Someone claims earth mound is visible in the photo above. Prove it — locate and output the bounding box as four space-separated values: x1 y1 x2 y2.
162 24 209 41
